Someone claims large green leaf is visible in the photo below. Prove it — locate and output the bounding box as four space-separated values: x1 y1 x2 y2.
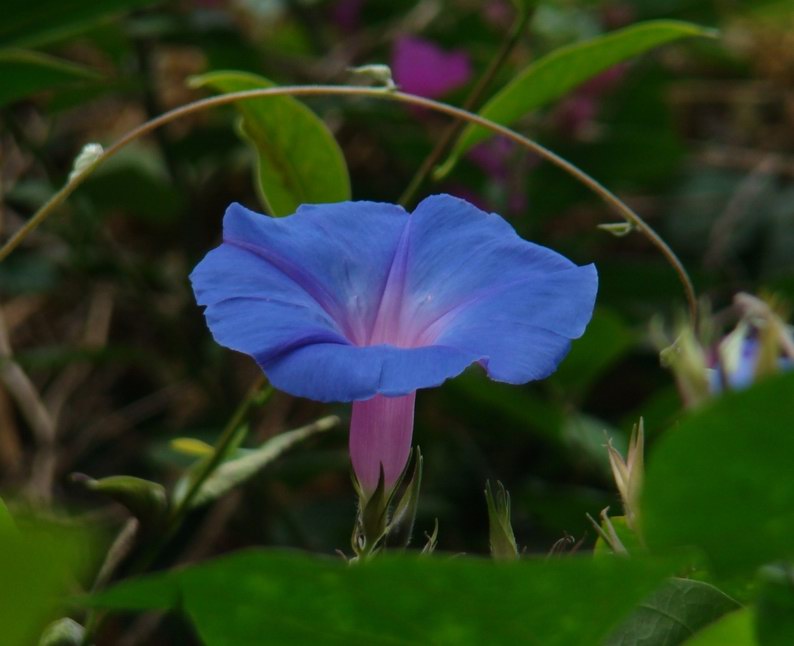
437 20 715 177
642 372 794 576
0 49 100 107
89 550 678 645
0 516 91 646
606 578 740 645
550 308 635 400
755 564 794 646
191 71 351 216
683 608 757 646
0 0 159 48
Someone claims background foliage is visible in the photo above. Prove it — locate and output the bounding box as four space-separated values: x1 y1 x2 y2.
1 0 794 644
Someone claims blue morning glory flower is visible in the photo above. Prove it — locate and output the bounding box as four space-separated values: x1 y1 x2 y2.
191 194 597 494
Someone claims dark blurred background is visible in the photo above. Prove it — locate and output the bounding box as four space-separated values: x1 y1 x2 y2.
1 0 793 573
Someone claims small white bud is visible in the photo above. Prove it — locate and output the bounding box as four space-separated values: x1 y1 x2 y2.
68 143 104 182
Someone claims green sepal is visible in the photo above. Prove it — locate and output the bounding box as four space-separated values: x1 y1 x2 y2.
386 447 423 549
485 480 519 560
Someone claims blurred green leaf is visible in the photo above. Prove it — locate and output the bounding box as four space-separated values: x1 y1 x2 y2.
551 308 635 399
756 564 794 646
75 475 168 537
642 372 794 576
0 0 159 48
562 413 623 476
80 143 186 223
448 371 563 439
187 415 339 509
89 549 679 645
0 517 90 646
0 49 99 107
682 608 757 646
191 71 351 216
606 578 740 645
437 20 715 177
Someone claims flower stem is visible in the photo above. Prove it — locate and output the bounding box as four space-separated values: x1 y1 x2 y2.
0 84 697 323
398 4 533 208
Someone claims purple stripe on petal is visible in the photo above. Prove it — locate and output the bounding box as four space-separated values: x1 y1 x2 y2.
350 392 416 494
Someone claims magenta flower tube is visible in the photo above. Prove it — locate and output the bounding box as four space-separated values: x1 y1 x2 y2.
350 393 416 494
191 194 598 497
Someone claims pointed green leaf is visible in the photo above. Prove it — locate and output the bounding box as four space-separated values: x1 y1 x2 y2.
643 372 794 576
75 474 168 533
88 549 681 646
189 415 338 509
0 49 100 107
191 71 351 216
437 20 716 178
606 578 740 645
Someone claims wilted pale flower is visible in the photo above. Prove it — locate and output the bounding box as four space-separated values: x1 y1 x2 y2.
191 195 597 495
709 295 794 393
392 36 472 99
606 418 644 530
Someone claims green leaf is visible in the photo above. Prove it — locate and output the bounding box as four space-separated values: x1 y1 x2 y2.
437 20 716 177
188 415 339 509
0 49 100 107
551 308 635 399
75 474 168 535
756 564 794 646
642 372 794 577
607 578 740 645
683 608 757 646
0 517 91 646
88 549 680 645
0 0 160 48
190 71 351 216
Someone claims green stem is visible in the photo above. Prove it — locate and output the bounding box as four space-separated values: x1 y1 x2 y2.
0 84 697 323
398 4 532 208
82 377 270 644
169 377 271 527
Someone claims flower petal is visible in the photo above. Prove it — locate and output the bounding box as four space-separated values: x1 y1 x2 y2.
190 200 408 358
192 196 598 401
401 194 598 382
261 343 477 402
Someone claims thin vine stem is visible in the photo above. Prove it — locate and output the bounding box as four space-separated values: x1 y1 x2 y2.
0 84 697 323
398 3 533 207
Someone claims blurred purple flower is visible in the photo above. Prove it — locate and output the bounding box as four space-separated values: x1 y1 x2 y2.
191 195 597 494
330 0 365 33
555 64 627 136
392 36 472 99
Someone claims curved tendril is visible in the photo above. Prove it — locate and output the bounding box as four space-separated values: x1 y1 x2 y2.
0 85 697 324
